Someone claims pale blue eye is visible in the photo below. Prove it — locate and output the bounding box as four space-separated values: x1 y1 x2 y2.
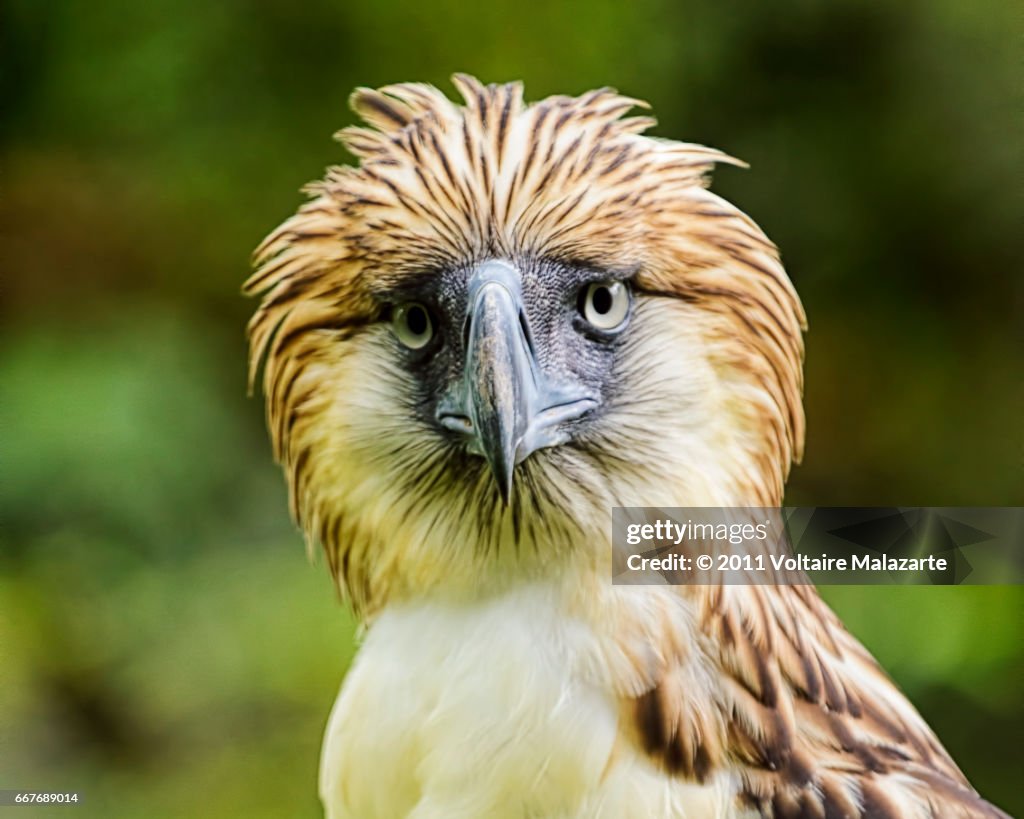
580 282 629 330
392 303 434 349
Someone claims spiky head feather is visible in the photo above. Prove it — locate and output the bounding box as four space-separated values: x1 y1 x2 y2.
247 76 805 610
246 77 1008 819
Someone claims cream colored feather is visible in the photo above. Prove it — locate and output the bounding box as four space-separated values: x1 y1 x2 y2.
247 76 1008 819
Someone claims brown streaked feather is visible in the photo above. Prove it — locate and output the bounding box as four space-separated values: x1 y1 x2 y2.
626 579 1009 817
247 76 806 564
247 76 1004 817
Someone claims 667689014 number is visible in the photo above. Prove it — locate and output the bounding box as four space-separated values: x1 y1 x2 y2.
10 792 80 805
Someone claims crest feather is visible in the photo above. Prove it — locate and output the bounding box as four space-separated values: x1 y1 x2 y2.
247 74 806 505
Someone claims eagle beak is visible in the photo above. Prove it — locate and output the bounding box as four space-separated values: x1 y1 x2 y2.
438 260 597 503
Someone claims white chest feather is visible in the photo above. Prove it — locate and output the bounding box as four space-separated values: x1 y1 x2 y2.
319 585 732 819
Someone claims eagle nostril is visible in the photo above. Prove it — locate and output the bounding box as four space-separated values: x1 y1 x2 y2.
518 310 536 358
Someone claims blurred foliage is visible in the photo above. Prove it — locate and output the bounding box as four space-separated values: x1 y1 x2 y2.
2 0 1021 816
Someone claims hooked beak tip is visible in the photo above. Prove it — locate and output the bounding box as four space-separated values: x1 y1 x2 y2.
440 260 599 502
481 431 516 506
496 471 513 506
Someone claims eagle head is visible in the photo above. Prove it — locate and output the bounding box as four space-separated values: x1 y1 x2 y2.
246 75 805 614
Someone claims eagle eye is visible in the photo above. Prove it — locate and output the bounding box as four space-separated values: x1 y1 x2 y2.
579 281 630 331
392 303 434 349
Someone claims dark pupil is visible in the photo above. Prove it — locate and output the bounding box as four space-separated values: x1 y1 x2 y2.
406 306 428 336
591 286 613 315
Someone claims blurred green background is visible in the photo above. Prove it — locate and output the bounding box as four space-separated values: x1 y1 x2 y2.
2 0 1021 816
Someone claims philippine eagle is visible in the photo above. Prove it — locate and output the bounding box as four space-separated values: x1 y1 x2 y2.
246 76 1007 819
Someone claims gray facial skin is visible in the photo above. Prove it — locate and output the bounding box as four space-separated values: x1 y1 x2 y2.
387 258 633 503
